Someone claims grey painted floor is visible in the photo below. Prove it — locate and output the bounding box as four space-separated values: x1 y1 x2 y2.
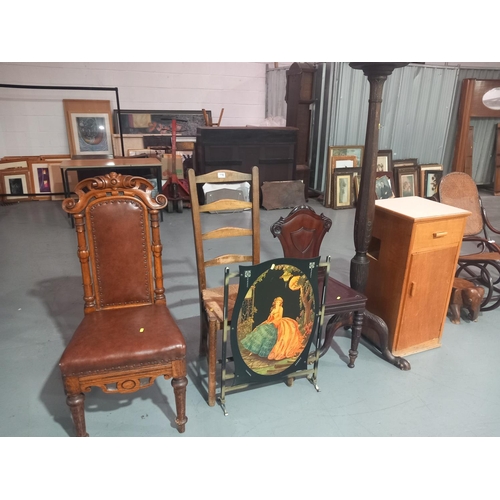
2 190 498 495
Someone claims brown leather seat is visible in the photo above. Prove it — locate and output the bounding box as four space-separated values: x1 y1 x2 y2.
59 305 186 376
60 172 188 436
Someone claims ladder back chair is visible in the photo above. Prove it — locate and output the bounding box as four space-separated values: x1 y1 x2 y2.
270 205 366 368
439 172 500 311
60 172 188 436
187 166 260 406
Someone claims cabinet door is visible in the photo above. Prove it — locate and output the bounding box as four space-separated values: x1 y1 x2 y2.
394 245 458 354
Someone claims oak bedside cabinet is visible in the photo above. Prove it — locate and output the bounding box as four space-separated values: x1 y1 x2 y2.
365 196 470 356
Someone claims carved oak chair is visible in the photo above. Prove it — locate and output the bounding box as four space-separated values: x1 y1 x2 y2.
270 205 366 368
439 172 500 311
187 166 260 406
60 172 188 436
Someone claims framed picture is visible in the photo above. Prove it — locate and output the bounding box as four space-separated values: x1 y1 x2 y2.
329 145 364 168
0 159 28 171
1 169 32 201
333 170 354 209
113 109 209 137
396 167 419 197
419 164 443 197
28 161 53 200
375 172 395 200
326 155 357 207
424 170 443 198
376 149 393 173
331 154 357 170
393 158 418 168
63 99 114 158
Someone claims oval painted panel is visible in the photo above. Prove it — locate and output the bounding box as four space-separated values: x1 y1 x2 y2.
235 262 316 376
482 88 500 110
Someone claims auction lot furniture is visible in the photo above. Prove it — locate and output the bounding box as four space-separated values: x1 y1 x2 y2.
270 205 366 368
59 172 187 436
60 158 162 199
439 172 500 311
60 158 163 226
194 126 298 185
365 196 470 356
188 166 260 406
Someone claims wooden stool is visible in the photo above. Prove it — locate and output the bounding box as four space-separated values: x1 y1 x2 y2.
448 278 485 324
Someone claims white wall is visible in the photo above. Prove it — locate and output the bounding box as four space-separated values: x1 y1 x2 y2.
0 62 267 157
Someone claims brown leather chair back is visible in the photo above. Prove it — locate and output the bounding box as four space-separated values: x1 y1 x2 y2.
62 172 167 313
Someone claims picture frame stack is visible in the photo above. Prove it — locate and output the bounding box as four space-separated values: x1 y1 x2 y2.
326 146 363 209
324 147 446 205
0 155 71 202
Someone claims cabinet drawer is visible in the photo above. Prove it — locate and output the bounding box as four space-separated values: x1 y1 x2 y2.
413 218 465 251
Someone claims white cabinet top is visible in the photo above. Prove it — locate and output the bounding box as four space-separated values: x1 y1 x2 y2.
375 196 471 220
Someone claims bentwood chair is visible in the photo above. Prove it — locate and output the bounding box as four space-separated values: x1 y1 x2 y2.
439 172 500 311
59 172 188 436
187 166 260 406
270 205 366 368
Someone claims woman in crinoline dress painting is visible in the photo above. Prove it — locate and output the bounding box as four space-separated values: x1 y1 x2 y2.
241 296 304 361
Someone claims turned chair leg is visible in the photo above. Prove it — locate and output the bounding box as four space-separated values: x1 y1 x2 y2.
171 376 188 433
348 310 364 368
67 393 88 437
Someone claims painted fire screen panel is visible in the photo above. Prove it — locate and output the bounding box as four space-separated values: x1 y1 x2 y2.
230 257 320 387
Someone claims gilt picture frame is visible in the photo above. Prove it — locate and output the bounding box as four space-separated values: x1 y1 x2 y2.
328 145 364 168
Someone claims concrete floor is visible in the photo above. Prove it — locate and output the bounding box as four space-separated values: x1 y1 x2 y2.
1 191 499 440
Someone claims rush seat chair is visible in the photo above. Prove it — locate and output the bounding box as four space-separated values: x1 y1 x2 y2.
187 166 260 406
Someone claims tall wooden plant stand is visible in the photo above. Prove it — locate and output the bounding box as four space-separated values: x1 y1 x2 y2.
348 62 411 370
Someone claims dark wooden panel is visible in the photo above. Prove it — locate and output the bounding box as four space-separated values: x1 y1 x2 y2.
195 126 298 185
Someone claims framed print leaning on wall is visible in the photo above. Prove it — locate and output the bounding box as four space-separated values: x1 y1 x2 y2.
419 164 443 197
423 169 443 198
376 150 393 173
325 154 358 207
333 170 354 209
63 100 114 159
1 168 32 202
375 172 395 200
28 161 53 200
329 145 364 168
394 165 419 197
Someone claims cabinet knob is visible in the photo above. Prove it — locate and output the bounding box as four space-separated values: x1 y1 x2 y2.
409 281 416 297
